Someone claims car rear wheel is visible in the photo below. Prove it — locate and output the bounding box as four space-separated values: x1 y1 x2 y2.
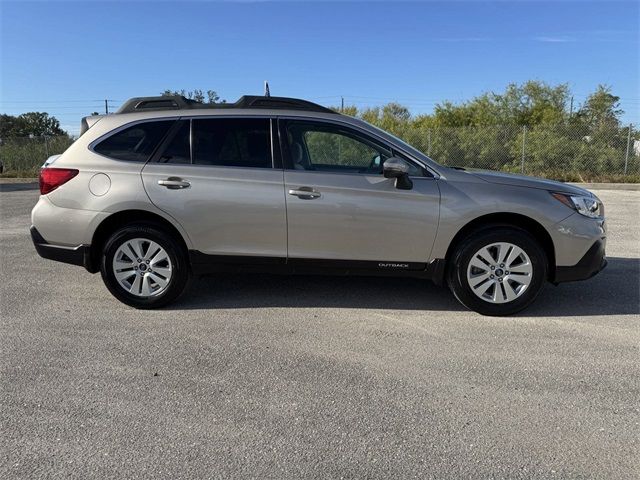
100 224 190 309
447 227 547 316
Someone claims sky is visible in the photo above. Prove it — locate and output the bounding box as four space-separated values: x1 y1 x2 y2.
1 0 638 136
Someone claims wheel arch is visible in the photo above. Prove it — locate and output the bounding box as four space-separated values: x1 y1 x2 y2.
86 210 190 273
443 212 556 281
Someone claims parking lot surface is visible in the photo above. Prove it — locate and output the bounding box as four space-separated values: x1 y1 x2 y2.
1 187 639 479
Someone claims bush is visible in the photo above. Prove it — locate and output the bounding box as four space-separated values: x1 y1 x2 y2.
0 136 74 177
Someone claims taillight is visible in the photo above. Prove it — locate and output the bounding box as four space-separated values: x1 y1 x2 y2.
39 168 79 195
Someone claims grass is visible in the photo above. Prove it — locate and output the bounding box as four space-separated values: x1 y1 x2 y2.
0 136 74 178
0 170 40 178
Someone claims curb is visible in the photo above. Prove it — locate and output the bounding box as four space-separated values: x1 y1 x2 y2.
569 183 640 191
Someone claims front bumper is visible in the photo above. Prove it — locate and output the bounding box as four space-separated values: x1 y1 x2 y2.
31 226 92 270
554 239 607 283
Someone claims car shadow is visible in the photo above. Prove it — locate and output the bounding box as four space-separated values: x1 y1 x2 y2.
171 257 639 317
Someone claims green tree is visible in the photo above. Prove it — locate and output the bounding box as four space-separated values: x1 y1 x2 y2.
577 85 622 131
0 112 67 137
431 81 570 127
161 89 224 103
18 112 67 136
0 114 22 137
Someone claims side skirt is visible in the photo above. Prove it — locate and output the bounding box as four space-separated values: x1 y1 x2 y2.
188 251 446 283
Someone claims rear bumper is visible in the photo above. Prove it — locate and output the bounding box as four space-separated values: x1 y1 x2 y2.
31 226 93 271
554 239 607 283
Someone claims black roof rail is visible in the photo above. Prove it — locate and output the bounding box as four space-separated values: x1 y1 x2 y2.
234 96 335 113
115 96 200 113
116 95 335 114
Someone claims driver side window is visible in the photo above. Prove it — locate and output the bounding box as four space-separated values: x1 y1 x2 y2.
285 121 391 174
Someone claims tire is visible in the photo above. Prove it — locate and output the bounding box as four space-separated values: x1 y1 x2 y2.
447 227 547 316
100 224 191 309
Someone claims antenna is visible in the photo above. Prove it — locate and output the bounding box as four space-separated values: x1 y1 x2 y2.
264 81 271 97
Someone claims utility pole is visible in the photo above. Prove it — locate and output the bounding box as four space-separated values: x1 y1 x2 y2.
341 96 344 113
104 99 109 115
521 126 527 174
569 96 573 119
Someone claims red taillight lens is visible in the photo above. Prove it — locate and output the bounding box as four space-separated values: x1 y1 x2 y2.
39 168 79 195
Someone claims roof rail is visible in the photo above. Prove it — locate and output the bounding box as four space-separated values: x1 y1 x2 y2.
115 95 335 114
115 96 200 114
233 96 335 113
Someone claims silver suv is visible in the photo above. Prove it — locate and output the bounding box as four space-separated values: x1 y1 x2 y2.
31 95 606 315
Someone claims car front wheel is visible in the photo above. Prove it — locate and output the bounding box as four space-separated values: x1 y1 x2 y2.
100 224 190 309
447 227 547 316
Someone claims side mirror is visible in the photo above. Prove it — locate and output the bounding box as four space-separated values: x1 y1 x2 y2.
383 157 413 190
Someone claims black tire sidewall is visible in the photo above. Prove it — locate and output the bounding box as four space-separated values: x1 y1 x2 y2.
100 224 190 309
448 227 547 316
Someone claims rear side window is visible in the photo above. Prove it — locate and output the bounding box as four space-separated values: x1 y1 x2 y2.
192 118 271 168
94 120 174 162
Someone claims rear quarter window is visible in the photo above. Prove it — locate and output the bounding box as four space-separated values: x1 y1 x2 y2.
192 118 272 168
94 120 174 162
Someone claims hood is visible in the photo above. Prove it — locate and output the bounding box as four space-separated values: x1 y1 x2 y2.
463 169 593 196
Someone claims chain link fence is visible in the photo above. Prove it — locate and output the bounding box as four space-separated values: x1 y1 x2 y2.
1 124 638 180
403 123 639 181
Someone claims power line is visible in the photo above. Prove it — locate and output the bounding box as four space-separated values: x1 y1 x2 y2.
0 106 114 110
0 99 122 104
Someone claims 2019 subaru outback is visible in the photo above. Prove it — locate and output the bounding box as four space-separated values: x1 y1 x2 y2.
31 95 606 315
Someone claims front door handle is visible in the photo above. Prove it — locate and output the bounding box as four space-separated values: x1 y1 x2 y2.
288 187 321 199
158 177 190 189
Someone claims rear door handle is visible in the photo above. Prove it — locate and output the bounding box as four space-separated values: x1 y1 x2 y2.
158 177 190 189
288 187 321 199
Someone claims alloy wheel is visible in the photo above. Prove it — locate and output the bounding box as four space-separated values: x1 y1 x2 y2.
466 242 533 304
112 238 172 297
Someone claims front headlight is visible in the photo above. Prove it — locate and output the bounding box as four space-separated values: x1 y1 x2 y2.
551 192 603 218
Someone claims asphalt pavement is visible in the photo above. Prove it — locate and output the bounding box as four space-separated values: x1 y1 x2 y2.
1 187 638 479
